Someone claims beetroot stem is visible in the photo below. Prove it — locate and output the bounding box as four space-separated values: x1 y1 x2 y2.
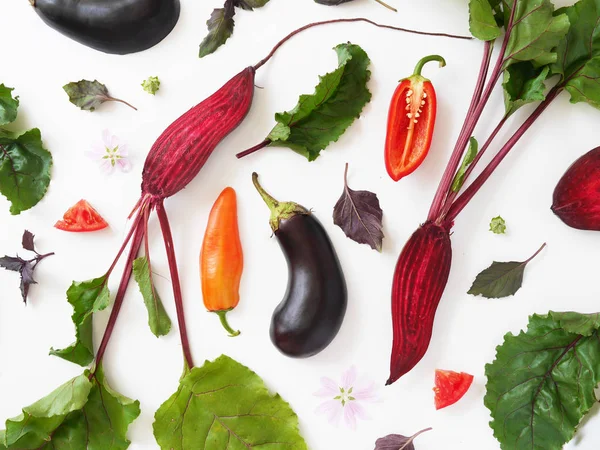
253 18 472 71
428 1 518 222
106 206 145 277
156 200 194 369
440 115 508 218
93 217 146 372
236 139 271 159
445 87 560 223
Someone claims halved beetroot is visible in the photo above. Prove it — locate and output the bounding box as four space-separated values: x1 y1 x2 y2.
433 369 473 410
55 200 109 232
552 147 600 231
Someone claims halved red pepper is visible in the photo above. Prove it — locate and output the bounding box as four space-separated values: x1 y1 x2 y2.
385 55 445 181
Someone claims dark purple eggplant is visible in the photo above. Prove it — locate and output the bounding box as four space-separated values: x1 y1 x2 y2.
252 173 348 358
31 0 180 55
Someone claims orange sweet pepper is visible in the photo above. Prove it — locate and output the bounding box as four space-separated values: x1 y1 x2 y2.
200 187 243 336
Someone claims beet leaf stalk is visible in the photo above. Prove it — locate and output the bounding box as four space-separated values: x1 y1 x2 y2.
388 0 600 386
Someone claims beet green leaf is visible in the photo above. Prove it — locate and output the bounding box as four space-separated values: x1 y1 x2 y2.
502 0 569 69
551 0 600 110
265 43 371 161
469 0 502 41
485 311 600 450
0 85 18 126
0 129 52 215
50 275 110 367
0 367 139 449
153 355 307 450
133 256 171 337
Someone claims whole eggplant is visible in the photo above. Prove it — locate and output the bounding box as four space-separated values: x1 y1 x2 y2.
31 0 180 55
252 173 348 358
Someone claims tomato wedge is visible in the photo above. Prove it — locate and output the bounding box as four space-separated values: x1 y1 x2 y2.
54 199 109 232
433 369 473 410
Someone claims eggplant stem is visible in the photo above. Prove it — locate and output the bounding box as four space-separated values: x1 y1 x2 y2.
372 0 397 12
156 200 195 369
252 172 309 232
236 139 271 159
214 310 240 337
253 18 472 71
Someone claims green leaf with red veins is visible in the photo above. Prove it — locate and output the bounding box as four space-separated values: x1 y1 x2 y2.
0 368 139 449
153 355 307 450
502 0 569 69
485 311 600 450
50 276 110 367
552 0 600 80
551 0 600 109
469 0 502 41
265 43 371 161
0 129 52 215
0 85 18 126
503 62 550 116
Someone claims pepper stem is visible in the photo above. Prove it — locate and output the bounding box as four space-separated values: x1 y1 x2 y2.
214 310 240 337
413 55 446 77
252 172 309 232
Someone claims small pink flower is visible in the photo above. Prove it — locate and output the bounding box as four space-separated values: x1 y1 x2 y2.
314 366 378 430
87 129 132 174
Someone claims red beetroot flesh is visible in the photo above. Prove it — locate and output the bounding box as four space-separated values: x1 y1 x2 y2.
552 147 600 231
142 67 255 198
388 221 452 385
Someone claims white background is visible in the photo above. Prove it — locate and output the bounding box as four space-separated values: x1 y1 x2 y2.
1 0 599 448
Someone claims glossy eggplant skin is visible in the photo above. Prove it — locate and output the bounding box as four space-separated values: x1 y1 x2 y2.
32 0 181 55
271 214 348 358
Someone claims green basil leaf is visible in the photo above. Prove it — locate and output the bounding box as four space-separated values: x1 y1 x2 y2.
133 256 172 338
265 43 371 161
0 85 19 126
485 311 600 450
503 62 550 116
154 355 308 450
468 243 545 298
469 0 502 41
451 137 478 193
502 0 569 69
0 129 52 215
50 276 110 367
199 5 235 58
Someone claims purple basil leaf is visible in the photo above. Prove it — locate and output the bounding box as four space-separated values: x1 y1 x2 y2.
22 230 36 252
333 163 384 252
0 255 25 272
19 262 37 303
374 428 431 450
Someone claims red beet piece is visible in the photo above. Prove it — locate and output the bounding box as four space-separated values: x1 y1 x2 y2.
387 221 452 385
142 67 255 198
552 147 600 231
